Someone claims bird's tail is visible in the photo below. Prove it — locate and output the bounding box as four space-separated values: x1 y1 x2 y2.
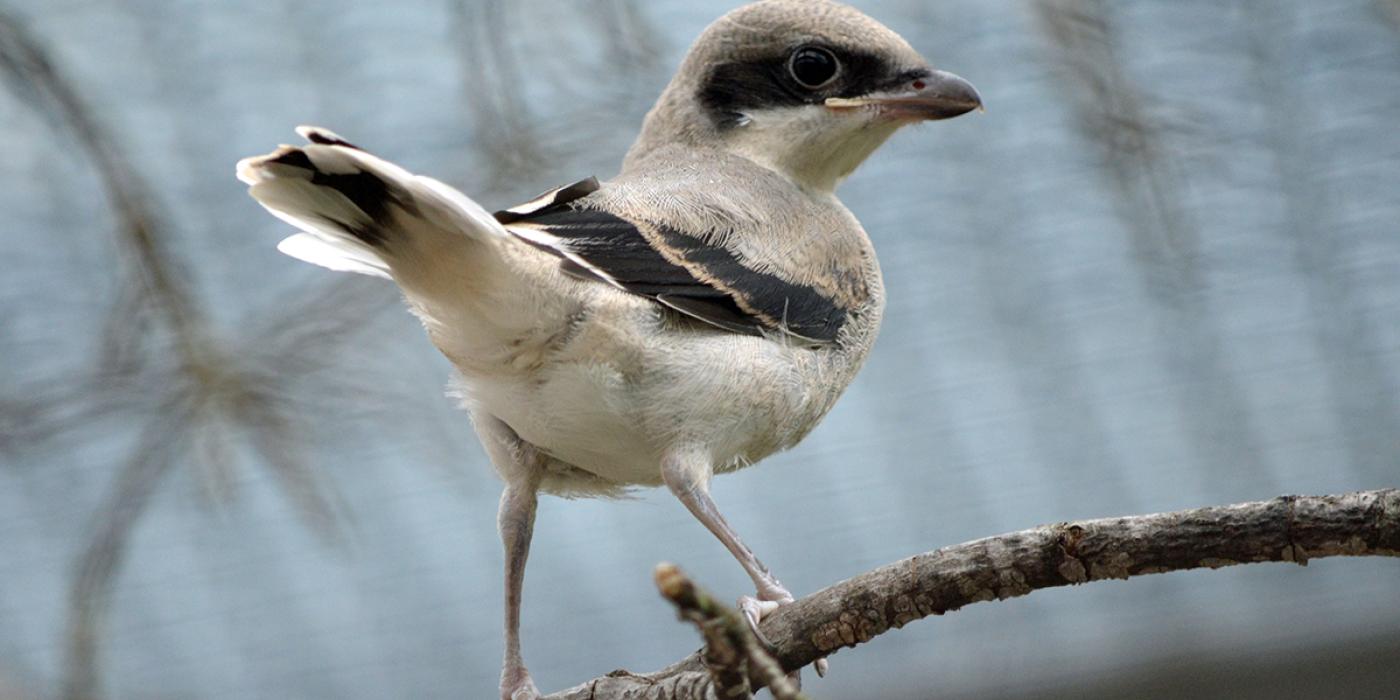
236 126 507 281
237 127 578 368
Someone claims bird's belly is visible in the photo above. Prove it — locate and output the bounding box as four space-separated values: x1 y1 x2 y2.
503 370 664 487
467 361 670 488
465 333 834 491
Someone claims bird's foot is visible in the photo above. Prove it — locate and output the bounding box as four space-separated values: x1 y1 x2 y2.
737 585 829 683
500 666 540 700
737 594 785 639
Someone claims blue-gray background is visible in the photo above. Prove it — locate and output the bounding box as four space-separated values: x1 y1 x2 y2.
2 1 1398 698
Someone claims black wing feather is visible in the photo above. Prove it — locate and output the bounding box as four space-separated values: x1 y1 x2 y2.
494 180 846 343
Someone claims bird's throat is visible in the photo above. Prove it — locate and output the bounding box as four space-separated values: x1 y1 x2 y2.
722 110 902 194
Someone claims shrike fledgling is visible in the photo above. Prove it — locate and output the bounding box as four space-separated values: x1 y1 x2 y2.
236 1 979 698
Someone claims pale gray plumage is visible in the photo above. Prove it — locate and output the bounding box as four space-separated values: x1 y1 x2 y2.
235 1 979 698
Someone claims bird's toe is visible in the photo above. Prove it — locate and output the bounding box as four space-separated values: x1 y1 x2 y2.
500 668 540 700
737 590 829 685
737 594 782 643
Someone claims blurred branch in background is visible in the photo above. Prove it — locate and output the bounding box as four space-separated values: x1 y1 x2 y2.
62 411 186 700
588 0 665 78
0 7 187 454
1382 0 1400 28
453 0 547 186
548 489 1400 700
1245 0 1400 478
0 669 37 700
0 10 397 700
1032 0 1274 493
450 0 664 194
949 49 1134 507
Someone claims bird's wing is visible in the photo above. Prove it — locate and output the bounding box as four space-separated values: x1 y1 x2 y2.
494 180 847 343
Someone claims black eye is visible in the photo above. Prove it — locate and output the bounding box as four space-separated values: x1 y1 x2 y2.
788 47 839 89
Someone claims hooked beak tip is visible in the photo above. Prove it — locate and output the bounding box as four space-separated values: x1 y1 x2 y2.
826 69 982 121
915 69 983 120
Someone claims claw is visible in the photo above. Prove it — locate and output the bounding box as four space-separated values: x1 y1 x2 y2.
738 595 782 636
504 681 539 700
501 666 540 700
738 590 828 685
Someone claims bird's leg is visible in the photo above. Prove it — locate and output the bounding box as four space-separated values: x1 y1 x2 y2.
498 480 540 700
477 416 546 700
661 449 828 680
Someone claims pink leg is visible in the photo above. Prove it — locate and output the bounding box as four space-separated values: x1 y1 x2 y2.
663 464 792 603
476 416 544 700
498 479 540 700
660 450 827 680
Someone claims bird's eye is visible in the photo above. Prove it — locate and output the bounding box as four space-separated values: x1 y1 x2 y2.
788 47 840 89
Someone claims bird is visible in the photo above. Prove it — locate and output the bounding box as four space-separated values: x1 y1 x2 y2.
236 1 980 698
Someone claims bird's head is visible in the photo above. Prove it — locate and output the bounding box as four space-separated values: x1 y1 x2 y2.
624 0 982 195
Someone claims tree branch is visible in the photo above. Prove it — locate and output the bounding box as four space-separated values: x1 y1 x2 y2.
544 489 1400 700
654 563 805 700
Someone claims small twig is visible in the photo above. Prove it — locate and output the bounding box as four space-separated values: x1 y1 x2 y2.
654 563 808 700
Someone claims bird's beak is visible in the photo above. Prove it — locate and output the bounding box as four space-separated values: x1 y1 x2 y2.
826 70 983 122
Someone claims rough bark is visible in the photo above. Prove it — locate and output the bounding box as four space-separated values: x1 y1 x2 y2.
654 563 803 700
544 489 1400 700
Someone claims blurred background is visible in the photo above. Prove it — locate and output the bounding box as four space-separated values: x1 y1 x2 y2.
2 0 1399 698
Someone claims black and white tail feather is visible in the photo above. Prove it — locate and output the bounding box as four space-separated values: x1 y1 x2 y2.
236 126 506 282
